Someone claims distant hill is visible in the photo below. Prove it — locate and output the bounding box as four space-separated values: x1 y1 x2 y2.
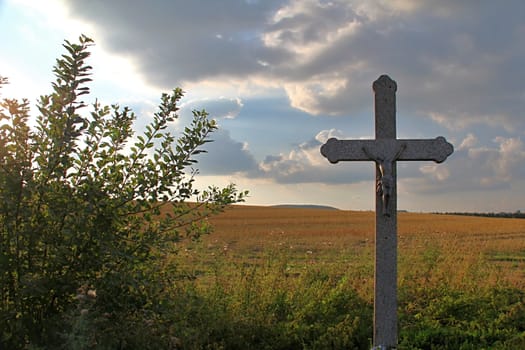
270 204 340 211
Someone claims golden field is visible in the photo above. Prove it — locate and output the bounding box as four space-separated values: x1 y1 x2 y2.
180 205 525 292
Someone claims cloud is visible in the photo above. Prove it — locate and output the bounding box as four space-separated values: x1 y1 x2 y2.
314 128 345 143
271 1 525 125
472 136 525 183
256 137 449 188
402 134 525 194
419 163 450 182
196 128 259 175
457 133 477 151
62 0 288 86
61 0 525 133
192 125 525 209
181 97 244 120
259 129 375 184
257 130 525 195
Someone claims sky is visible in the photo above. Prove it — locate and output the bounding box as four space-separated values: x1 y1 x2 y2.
1 0 525 212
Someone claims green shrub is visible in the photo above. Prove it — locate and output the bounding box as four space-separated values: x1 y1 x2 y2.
0 35 246 349
399 285 525 349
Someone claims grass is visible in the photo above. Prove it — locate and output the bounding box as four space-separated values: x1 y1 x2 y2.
166 205 525 349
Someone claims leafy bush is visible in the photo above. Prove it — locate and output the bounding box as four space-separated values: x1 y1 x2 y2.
399 283 525 349
0 35 246 349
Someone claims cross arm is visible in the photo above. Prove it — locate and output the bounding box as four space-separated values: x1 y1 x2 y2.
397 136 454 163
320 136 453 164
321 139 380 163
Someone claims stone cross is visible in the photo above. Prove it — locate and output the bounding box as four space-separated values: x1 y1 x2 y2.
320 75 453 349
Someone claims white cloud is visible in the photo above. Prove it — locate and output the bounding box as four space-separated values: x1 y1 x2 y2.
181 97 244 120
458 133 477 150
283 76 349 115
258 130 375 184
315 129 345 143
405 135 525 194
419 164 450 181
492 137 525 181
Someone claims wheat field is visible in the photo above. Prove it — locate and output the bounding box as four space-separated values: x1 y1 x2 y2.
177 205 525 292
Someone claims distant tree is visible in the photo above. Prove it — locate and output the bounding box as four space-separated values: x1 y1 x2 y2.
0 35 247 348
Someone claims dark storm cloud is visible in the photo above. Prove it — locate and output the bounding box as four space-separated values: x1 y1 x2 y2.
63 0 288 85
62 0 525 129
267 1 525 126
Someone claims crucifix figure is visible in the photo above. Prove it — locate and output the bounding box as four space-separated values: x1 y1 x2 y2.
320 75 453 349
362 143 406 217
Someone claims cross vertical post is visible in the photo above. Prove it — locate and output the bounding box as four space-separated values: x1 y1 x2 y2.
320 75 454 350
373 76 399 349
